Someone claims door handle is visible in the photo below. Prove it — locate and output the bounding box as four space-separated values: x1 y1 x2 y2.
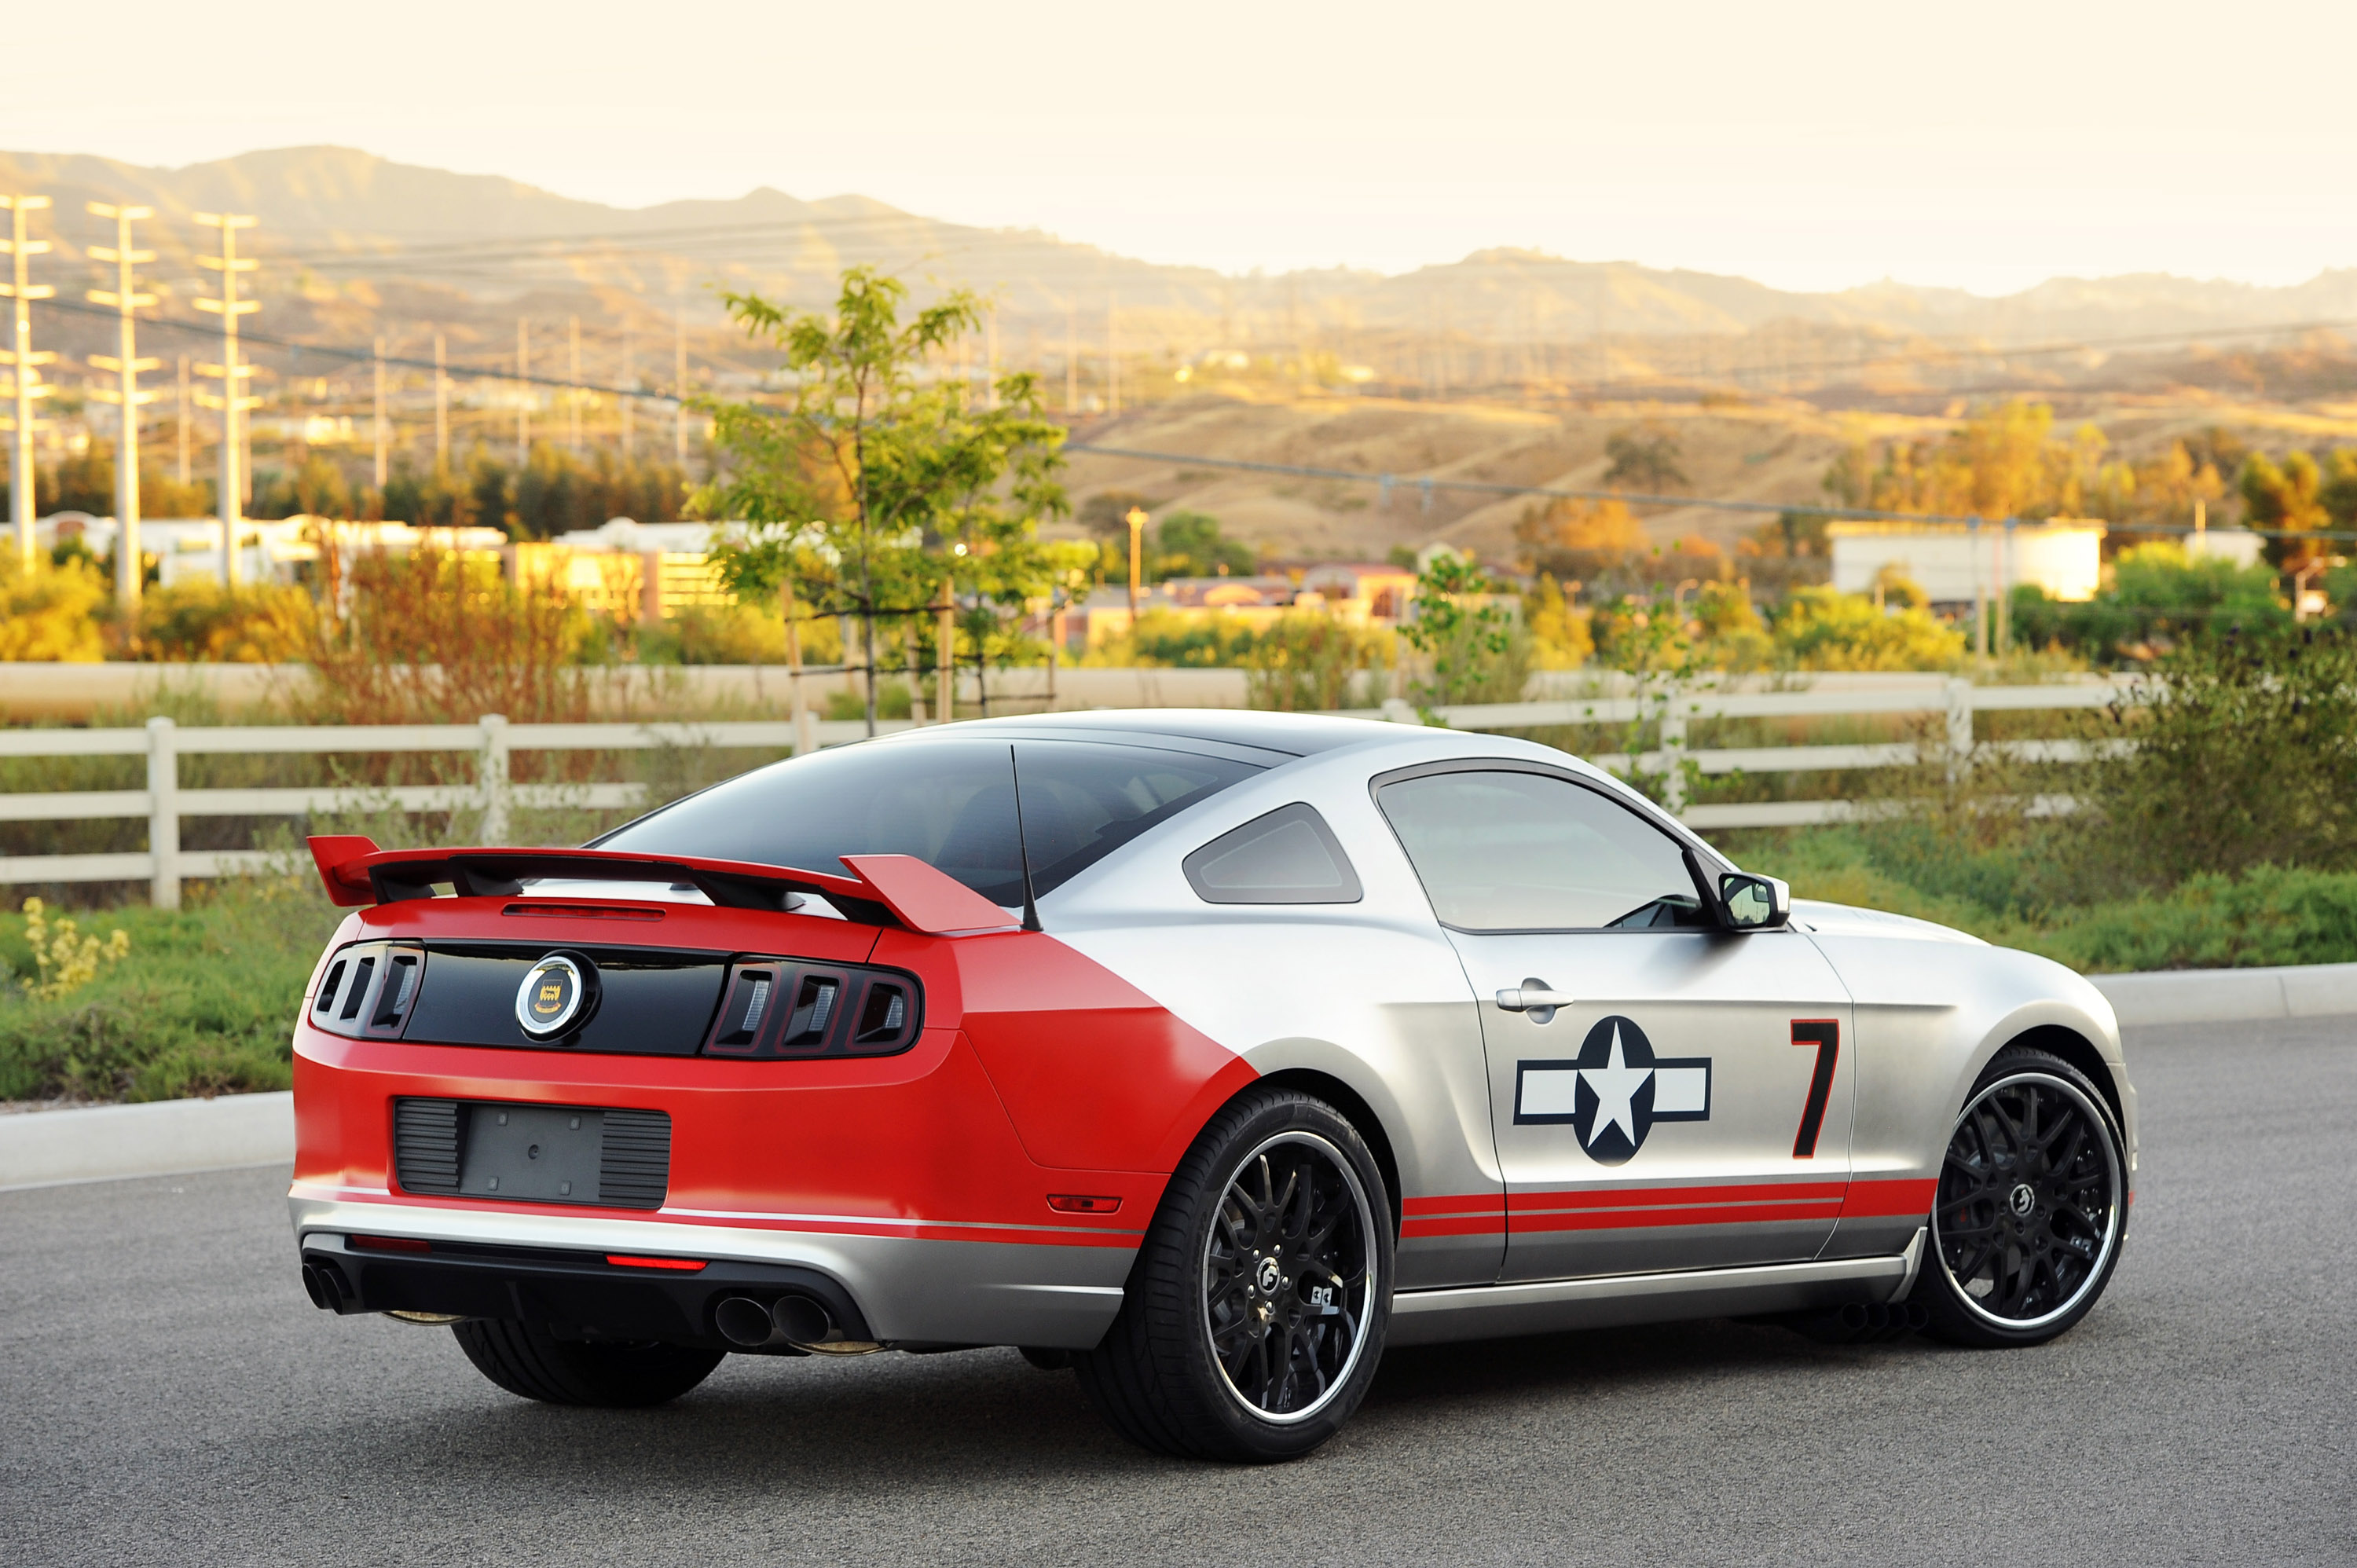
1496 980 1574 1024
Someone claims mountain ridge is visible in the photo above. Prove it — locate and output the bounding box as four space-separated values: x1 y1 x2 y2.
2 144 2351 350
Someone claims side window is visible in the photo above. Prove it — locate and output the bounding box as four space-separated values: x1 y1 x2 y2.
1183 803 1363 904
1375 768 1706 932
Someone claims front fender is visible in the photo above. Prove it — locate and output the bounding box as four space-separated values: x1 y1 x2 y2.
1809 934 2135 1255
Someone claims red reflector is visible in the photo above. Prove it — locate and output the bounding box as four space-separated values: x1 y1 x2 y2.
1047 1194 1122 1214
350 1234 431 1253
605 1254 706 1271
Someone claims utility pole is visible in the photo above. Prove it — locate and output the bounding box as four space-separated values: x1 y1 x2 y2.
1065 299 1077 413
567 314 581 452
372 335 388 488
87 202 158 607
515 317 529 467
432 331 448 467
1 194 55 568
986 305 999 410
194 212 258 586
1105 291 1119 415
175 355 190 485
673 302 687 470
1125 505 1147 617
619 323 633 456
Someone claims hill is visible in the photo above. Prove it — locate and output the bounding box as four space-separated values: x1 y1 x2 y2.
8 144 2355 354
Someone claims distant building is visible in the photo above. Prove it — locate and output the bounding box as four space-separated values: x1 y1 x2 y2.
1160 575 1297 610
522 517 735 621
1297 562 1420 621
2183 528 2265 568
35 512 506 588
1828 519 2106 604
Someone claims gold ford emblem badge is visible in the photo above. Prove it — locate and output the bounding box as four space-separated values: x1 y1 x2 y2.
515 953 592 1039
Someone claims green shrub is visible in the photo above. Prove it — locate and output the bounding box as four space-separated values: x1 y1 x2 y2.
1733 826 2357 973
1243 613 1391 711
0 875 342 1102
2079 628 2357 891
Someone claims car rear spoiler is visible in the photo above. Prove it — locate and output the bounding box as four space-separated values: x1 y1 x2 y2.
304 835 1022 936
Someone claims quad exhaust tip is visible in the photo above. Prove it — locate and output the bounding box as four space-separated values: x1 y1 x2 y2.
715 1291 866 1351
300 1262 350 1312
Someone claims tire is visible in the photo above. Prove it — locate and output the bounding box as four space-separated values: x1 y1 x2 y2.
1920 1046 2128 1349
451 1319 724 1407
1076 1086 1392 1463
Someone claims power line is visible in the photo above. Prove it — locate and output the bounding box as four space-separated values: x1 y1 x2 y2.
20 280 2357 544
37 292 688 399
192 212 260 586
1064 441 2357 542
86 201 159 607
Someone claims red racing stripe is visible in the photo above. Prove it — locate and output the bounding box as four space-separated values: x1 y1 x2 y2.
1401 1190 1508 1240
1838 1177 1938 1218
1512 1199 1843 1235
1510 1180 1848 1213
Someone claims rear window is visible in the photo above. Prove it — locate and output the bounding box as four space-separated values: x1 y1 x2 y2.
595 738 1261 906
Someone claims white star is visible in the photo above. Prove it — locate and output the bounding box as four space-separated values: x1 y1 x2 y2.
1582 1024 1654 1150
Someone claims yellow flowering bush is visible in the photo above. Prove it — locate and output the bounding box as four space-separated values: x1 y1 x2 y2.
18 897 130 1000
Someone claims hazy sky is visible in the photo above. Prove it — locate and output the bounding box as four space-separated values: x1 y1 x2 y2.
9 0 2353 296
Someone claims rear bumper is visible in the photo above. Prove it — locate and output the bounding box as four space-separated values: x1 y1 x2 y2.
299 1230 872 1350
289 1192 1131 1350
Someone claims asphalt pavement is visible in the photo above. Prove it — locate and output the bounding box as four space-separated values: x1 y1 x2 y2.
4 1016 2353 1566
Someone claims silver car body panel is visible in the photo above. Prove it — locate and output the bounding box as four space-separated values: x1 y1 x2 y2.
1391 1229 1925 1346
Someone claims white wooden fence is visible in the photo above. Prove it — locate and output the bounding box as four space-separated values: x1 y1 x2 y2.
0 677 2137 904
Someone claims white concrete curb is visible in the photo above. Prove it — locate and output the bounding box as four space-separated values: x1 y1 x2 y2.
2090 962 2357 1029
1 963 2351 1189
0 1090 292 1192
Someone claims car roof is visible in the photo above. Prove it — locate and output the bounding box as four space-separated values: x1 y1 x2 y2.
867 708 1412 760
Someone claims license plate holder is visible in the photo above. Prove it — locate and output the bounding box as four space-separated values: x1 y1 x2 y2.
458 1104 607 1204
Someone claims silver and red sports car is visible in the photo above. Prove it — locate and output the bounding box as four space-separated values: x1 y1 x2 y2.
290 710 2134 1461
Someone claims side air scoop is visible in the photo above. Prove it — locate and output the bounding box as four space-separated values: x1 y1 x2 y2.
305 837 1022 936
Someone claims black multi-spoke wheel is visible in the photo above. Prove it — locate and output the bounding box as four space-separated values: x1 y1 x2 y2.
1923 1046 2127 1348
1076 1087 1392 1462
1202 1134 1377 1422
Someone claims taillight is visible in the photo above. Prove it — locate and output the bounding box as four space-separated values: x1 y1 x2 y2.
309 942 426 1039
701 960 920 1058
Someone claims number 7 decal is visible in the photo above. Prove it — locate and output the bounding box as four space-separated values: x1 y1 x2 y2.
1790 1019 1840 1158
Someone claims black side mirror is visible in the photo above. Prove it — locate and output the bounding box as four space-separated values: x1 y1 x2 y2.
1717 872 1790 930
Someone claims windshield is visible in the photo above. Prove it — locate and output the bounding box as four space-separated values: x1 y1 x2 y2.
594 738 1263 906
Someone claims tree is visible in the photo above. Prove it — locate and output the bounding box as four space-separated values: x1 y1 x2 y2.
1078 489 1152 584
1399 551 1520 710
1824 399 2084 523
2241 450 2328 568
2319 449 2357 530
1512 496 1647 581
698 267 1069 733
1604 424 1688 492
1155 510 1255 578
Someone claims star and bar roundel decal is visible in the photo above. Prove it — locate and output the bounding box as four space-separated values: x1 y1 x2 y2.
1514 1015 1711 1166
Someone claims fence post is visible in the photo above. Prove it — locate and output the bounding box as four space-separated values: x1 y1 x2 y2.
1660 695 1688 817
478 714 511 843
1945 677 1974 781
146 716 179 910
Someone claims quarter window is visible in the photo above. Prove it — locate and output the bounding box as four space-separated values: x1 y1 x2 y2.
1376 768 1709 932
1184 803 1362 904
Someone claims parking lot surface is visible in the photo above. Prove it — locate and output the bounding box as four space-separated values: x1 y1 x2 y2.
3 1016 2353 1566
